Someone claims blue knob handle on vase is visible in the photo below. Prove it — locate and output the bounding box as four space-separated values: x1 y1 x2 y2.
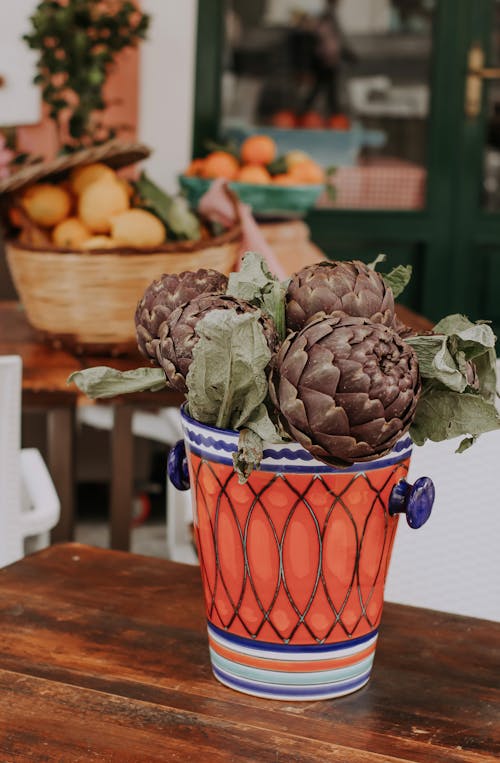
389 477 435 529
167 440 190 491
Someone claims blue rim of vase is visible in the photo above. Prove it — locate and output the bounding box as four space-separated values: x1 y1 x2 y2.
180 405 413 474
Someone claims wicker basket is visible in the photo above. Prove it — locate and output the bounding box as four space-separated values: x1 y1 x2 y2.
6 232 240 354
1 142 241 354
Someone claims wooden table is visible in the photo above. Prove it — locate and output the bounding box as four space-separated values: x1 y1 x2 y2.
0 293 433 553
0 544 498 762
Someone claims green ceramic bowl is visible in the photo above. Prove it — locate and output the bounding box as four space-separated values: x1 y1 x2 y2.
179 175 324 218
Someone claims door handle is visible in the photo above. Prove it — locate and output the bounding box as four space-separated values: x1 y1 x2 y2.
465 43 500 118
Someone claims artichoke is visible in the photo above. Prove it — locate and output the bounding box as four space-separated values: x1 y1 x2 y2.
158 293 279 392
269 313 420 467
285 260 395 332
135 269 228 363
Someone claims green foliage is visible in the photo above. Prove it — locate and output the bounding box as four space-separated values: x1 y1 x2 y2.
134 173 201 241
24 0 150 150
227 252 288 341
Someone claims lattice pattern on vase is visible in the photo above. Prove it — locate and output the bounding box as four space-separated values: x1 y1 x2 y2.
188 453 409 645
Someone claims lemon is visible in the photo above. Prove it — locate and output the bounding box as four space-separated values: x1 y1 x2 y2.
70 163 116 195
110 208 165 248
78 176 129 234
52 217 91 248
117 177 134 199
82 236 119 250
21 183 72 228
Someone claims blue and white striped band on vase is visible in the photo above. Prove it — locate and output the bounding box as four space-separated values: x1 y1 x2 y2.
207 622 378 701
180 408 413 475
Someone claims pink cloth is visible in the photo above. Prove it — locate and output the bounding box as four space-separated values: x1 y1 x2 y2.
0 134 14 179
198 178 288 280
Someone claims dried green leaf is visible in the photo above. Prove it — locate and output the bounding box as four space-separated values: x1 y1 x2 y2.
410 387 500 446
406 334 469 392
186 309 272 431
407 314 497 402
226 251 287 340
233 428 264 483
383 264 412 299
456 436 477 453
68 366 166 399
367 253 386 270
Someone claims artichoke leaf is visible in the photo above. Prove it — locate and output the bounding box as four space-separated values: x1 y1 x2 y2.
227 251 288 340
407 314 497 402
410 386 500 447
382 264 412 299
233 428 264 483
186 308 274 431
367 254 412 298
68 366 167 399
233 405 283 483
456 435 477 453
367 253 386 270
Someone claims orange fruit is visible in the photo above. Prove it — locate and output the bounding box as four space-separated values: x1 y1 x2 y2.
285 150 311 170
82 236 119 250
298 111 325 129
328 114 351 130
52 217 91 248
70 163 115 195
202 151 239 180
110 209 166 247
8 207 23 227
240 135 276 166
236 165 271 184
185 158 205 177
78 176 129 233
21 183 72 228
271 110 297 128
290 160 325 184
273 173 297 186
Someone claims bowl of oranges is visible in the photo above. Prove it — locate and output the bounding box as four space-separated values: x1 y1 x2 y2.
0 141 241 354
179 135 326 218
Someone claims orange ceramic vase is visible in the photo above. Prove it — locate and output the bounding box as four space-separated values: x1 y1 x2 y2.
168 408 434 701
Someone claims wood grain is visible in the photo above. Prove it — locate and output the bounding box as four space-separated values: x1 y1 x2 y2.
0 544 497 762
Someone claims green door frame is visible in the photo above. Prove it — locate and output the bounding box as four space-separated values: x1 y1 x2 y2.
193 0 474 321
447 1 499 317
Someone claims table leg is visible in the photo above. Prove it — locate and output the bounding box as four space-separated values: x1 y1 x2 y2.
110 405 134 551
48 407 76 543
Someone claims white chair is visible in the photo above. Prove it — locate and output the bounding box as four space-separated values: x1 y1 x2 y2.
77 404 197 564
0 355 60 568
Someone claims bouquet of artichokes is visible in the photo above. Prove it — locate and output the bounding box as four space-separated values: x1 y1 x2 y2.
70 253 500 481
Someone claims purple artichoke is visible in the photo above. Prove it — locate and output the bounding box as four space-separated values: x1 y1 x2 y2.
285 260 395 333
158 293 279 392
135 269 228 363
269 313 420 467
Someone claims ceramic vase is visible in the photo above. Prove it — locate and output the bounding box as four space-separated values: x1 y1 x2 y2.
168 408 434 701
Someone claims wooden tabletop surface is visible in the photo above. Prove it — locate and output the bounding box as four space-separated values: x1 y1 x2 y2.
0 543 497 762
0 301 184 408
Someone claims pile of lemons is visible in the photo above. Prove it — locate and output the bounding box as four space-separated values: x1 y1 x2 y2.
19 162 166 250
